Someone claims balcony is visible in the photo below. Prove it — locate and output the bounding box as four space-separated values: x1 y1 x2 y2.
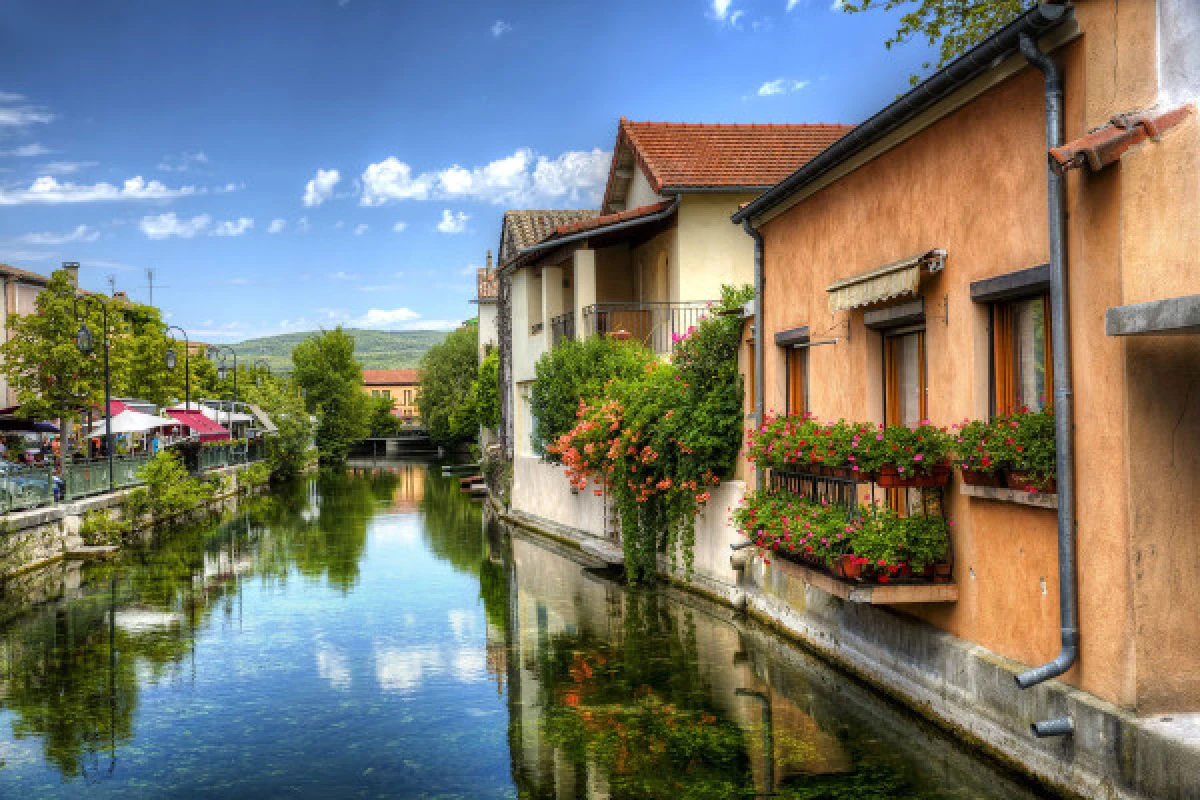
550 311 575 348
580 301 713 355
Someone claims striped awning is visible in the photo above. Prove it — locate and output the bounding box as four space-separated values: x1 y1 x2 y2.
827 249 946 314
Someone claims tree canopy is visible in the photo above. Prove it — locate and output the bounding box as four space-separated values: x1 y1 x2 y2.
291 327 369 465
417 325 479 446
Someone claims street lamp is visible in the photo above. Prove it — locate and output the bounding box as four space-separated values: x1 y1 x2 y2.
75 294 114 491
165 325 191 408
209 344 238 443
253 359 271 387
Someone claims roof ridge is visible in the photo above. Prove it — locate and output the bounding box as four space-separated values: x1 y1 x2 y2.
622 120 855 129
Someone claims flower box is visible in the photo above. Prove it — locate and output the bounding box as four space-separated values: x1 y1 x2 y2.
959 467 1006 488
875 463 951 489
1005 470 1056 495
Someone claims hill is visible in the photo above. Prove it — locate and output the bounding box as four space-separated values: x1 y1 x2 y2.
228 329 448 374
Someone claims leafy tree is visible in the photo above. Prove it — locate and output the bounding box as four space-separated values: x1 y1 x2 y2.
367 394 404 437
474 348 501 430
417 325 479 446
530 334 654 460
290 327 370 465
245 378 313 480
841 0 1031 83
110 299 186 407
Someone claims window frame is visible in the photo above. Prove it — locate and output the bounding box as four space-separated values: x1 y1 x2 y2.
989 292 1052 418
784 346 808 417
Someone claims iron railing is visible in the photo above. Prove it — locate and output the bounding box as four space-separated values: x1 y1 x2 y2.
769 469 860 520
550 311 575 348
581 301 715 355
64 455 153 501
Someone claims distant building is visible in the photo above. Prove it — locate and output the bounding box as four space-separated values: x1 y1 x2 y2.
475 251 499 361
362 369 421 423
1 263 57 407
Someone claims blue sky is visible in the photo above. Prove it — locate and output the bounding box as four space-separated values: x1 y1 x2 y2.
0 0 932 342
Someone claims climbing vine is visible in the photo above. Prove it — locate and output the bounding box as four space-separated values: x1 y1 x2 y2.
549 285 752 583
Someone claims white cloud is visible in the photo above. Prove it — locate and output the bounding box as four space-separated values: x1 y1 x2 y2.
730 9 745 27
786 0 800 9
375 645 440 693
157 151 209 172
302 168 341 207
215 181 244 194
212 217 253 237
830 0 846 8
267 218 287 234
355 307 421 327
361 147 609 207
0 175 199 205
332 270 358 280
139 212 212 239
392 221 407 233
354 223 368 236
1 143 50 157
18 224 100 245
756 78 812 96
316 645 351 690
436 209 469 234
491 19 512 37
712 0 733 20
39 161 98 175
297 216 311 232
0 94 54 127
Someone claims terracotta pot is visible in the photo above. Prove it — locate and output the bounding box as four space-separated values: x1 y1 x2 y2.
830 557 845 578
826 466 852 479
1005 470 1057 494
875 463 951 489
933 562 953 583
919 564 936 579
839 554 862 580
896 563 913 579
959 467 1006 488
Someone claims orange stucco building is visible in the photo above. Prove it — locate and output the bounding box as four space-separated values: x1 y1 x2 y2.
734 0 1199 717
362 369 420 423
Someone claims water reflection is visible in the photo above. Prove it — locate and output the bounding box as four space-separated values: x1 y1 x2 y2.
0 465 1044 798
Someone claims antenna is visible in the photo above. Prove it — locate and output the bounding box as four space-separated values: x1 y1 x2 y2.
106 275 116 296
146 268 156 307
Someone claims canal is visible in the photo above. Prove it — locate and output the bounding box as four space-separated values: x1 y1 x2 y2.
0 465 1051 798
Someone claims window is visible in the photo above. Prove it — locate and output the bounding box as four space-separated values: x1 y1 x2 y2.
992 294 1052 415
884 329 926 427
785 348 807 416
382 389 391 399
371 389 380 398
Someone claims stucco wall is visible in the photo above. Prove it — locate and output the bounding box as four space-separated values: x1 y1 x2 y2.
478 302 498 359
755 53 1147 709
1159 0 1200 106
674 193 757 303
511 455 607 537
624 166 662 210
510 269 547 385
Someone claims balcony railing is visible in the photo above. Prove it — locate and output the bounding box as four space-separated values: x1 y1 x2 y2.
550 311 575 348
581 301 715 355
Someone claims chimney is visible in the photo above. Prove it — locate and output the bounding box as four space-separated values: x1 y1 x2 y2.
486 250 493 272
62 261 80 288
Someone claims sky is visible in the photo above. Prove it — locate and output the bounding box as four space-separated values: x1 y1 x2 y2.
0 0 934 343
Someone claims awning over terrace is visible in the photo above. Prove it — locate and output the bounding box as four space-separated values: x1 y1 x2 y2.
165 409 231 442
826 249 946 314
89 409 178 437
247 403 277 433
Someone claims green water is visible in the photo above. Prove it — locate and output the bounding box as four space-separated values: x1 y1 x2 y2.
0 465 1050 798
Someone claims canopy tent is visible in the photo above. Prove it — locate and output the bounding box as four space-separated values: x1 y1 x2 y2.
165 409 231 442
0 417 59 433
89 409 178 437
175 401 254 425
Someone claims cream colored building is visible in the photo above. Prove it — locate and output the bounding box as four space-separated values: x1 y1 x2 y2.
0 263 58 407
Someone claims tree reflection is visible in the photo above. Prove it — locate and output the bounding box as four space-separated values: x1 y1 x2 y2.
418 467 484 576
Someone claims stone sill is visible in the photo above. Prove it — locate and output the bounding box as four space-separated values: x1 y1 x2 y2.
958 483 1058 509
770 554 959 604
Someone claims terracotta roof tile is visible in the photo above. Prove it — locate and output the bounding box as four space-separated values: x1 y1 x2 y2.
476 267 498 302
552 200 675 236
0 263 52 285
363 369 419 386
498 209 600 266
604 119 853 210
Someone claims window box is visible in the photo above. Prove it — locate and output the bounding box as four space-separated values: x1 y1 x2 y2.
959 467 1006 488
875 463 950 489
1005 470 1056 495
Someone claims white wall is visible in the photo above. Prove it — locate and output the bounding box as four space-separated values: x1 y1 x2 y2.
1160 0 1200 106
625 166 662 210
511 455 608 537
673 193 758 303
510 269 547 384
477 302 498 361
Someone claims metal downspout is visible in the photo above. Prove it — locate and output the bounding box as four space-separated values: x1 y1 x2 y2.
743 219 765 492
1015 32 1079 736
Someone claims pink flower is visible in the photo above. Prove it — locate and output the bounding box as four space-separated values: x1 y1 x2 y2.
913 453 924 462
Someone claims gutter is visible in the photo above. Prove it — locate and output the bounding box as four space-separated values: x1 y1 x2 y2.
732 3 1072 225
501 195 681 275
1014 33 1079 739
742 219 765 493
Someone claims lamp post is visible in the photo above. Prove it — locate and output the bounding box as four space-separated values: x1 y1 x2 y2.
209 345 238 451
75 294 114 491
165 325 191 409
252 359 271 387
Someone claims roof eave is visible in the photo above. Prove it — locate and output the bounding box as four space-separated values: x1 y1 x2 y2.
732 3 1074 226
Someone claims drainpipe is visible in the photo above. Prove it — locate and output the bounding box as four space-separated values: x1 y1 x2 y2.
742 219 765 492
1015 32 1078 735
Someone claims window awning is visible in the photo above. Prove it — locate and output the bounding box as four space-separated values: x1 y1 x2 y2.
826 249 946 314
165 409 231 442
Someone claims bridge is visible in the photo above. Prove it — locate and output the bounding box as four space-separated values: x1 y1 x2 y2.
353 431 437 459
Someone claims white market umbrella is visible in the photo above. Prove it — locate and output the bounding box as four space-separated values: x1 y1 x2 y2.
89 408 176 437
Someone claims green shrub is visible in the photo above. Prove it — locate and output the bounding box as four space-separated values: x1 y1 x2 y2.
475 348 500 430
531 335 654 460
79 509 129 546
137 451 214 521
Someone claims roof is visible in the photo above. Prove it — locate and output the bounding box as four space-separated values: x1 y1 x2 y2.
553 200 676 236
498 209 600 266
165 409 231 442
1050 105 1194 174
363 369 419 386
476 267 498 303
733 3 1072 224
603 119 854 212
0 264 52 285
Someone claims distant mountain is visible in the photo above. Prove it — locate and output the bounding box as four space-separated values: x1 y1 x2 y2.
227 329 448 373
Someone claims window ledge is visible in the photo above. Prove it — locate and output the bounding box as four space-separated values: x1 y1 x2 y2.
959 483 1058 509
765 554 959 604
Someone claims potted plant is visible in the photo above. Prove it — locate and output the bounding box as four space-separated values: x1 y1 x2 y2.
998 407 1057 493
874 423 952 488
902 513 951 576
952 418 1008 487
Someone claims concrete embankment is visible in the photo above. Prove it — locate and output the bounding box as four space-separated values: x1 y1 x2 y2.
0 463 261 579
491 494 1200 800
